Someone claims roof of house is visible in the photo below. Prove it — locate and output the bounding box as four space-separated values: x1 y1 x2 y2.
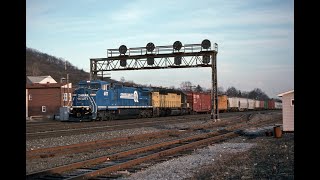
26 75 57 84
26 83 69 89
277 90 294 97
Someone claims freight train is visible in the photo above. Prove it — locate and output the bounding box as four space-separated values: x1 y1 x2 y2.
68 80 281 121
69 80 190 121
187 92 282 114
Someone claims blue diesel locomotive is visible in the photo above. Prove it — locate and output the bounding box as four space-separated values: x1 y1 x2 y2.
69 80 153 120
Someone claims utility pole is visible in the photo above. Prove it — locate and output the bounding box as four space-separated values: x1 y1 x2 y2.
65 61 68 106
211 43 219 121
67 73 69 105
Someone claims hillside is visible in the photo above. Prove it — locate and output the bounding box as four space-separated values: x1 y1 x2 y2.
25 47 279 101
26 47 90 85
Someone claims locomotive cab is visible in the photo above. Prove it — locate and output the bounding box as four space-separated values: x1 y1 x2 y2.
69 80 110 120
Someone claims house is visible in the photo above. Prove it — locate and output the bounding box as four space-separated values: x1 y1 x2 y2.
277 90 294 132
26 82 74 120
26 75 57 84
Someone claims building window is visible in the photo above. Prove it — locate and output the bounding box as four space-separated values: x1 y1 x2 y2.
63 93 68 101
28 94 32 101
63 93 72 101
291 99 294 106
42 106 46 112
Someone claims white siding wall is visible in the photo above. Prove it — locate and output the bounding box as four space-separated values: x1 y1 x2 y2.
282 92 294 131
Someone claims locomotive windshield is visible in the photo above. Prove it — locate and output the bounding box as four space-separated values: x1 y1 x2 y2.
89 83 101 90
78 82 101 90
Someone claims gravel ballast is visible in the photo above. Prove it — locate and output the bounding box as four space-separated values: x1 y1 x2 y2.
26 112 292 179
119 142 256 180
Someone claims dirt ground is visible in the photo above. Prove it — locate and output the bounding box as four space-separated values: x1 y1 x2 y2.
186 133 294 180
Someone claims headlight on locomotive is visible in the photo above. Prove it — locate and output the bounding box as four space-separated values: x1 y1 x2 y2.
69 107 73 114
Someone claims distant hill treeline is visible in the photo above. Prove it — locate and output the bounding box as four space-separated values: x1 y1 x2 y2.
26 47 90 85
26 47 280 102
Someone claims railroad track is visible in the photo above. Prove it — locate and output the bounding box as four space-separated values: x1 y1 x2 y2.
26 111 268 140
26 116 209 140
26 114 211 133
26 114 280 180
26 111 269 133
26 114 246 160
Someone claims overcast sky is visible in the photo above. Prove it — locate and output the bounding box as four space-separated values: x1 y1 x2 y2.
26 0 294 98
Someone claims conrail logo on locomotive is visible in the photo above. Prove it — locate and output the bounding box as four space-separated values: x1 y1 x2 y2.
77 94 88 100
133 91 138 102
120 91 139 102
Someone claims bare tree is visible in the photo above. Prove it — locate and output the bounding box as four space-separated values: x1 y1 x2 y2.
226 86 239 97
180 81 193 91
217 86 225 95
195 84 203 92
248 88 269 100
120 76 125 83
31 62 40 76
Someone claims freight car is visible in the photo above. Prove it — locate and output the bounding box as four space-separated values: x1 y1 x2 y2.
275 101 282 109
184 93 282 114
248 99 255 110
227 97 249 111
186 91 211 114
186 92 228 114
227 97 240 112
218 95 228 112
69 80 189 121
151 88 189 116
254 99 261 110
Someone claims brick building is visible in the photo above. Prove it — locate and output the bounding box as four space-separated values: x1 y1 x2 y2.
26 82 73 119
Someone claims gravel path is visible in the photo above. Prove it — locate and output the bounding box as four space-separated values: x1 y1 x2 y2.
118 142 255 180
188 133 294 179
119 119 292 180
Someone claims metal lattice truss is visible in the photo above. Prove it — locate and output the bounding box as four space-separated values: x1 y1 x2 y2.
90 43 218 80
89 41 219 120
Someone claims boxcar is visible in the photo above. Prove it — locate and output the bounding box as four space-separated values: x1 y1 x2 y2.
275 102 282 109
248 99 255 110
268 99 275 109
228 97 239 111
254 100 260 110
264 100 268 109
238 97 248 111
218 95 228 112
187 92 211 114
